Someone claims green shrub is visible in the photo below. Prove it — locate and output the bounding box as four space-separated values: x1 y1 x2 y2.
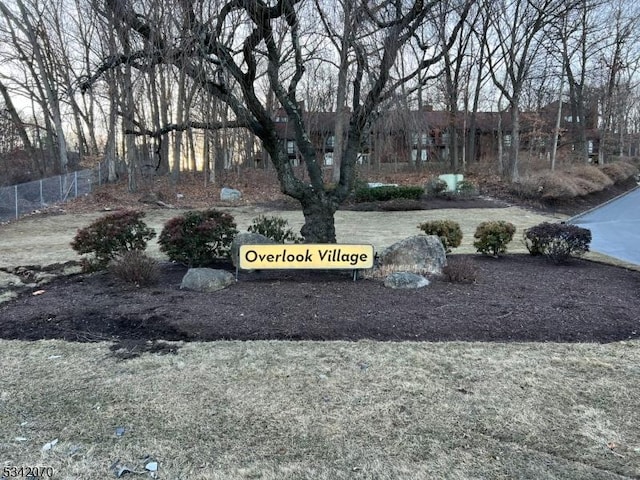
425 178 448 196
158 209 238 267
418 220 463 253
109 251 160 286
473 221 516 257
71 210 156 271
354 185 424 203
378 199 424 211
442 256 479 283
524 222 591 264
248 215 301 243
456 180 477 197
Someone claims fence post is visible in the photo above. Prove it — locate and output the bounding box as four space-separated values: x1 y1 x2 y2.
74 171 78 198
14 184 18 219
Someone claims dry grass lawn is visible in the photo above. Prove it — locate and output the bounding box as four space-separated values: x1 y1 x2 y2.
1 339 639 479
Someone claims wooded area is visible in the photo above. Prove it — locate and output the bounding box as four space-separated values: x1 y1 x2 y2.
1 0 639 239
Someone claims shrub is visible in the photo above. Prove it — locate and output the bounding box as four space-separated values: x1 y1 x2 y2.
523 171 579 200
473 221 516 257
158 209 238 267
354 185 424 203
442 256 479 283
456 180 477 197
71 210 156 271
417 220 463 253
572 165 614 191
378 199 424 211
109 251 160 286
425 178 448 196
248 215 301 243
524 222 591 264
600 161 639 183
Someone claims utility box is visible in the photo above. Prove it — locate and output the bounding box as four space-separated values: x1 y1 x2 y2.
438 174 464 192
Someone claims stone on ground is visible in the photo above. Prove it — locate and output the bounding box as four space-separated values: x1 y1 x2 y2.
379 235 446 274
180 268 235 292
384 272 430 289
231 232 276 268
220 187 242 201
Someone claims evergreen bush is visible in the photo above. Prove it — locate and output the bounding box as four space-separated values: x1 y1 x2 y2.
524 222 591 264
248 215 301 243
417 220 463 253
158 209 237 267
71 210 156 271
354 185 424 203
473 221 516 257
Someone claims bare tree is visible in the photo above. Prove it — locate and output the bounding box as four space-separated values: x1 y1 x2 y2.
83 0 471 242
0 0 70 173
482 0 572 181
0 79 36 161
596 1 640 163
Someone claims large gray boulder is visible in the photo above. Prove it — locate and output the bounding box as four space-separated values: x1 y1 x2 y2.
231 232 276 268
384 272 430 289
180 268 235 292
379 235 446 274
220 187 242 201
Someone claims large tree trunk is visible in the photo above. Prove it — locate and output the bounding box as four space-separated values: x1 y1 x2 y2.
299 194 339 243
0 79 37 163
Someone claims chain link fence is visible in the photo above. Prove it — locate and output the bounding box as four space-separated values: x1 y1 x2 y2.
0 162 108 222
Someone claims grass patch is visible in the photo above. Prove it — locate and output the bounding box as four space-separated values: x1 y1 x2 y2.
1 339 639 479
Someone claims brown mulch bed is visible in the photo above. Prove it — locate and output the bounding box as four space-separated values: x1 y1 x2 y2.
1 255 639 352
2 172 639 354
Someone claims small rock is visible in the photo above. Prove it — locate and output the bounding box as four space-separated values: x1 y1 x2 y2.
220 187 242 201
41 438 58 451
384 272 430 289
181 268 235 292
145 462 158 472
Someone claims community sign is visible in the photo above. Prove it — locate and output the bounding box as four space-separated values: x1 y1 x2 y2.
239 244 374 270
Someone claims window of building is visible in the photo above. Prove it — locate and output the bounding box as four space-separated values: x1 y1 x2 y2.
287 141 295 155
326 135 335 148
503 134 512 147
357 153 369 165
324 152 333 166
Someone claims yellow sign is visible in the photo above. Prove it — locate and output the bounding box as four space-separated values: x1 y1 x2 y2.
239 244 374 270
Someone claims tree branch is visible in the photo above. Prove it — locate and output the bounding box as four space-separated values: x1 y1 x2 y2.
124 120 249 137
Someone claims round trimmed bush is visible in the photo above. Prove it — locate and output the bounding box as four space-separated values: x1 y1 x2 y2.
158 209 238 267
71 210 156 271
473 221 516 257
418 220 463 253
524 222 591 264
